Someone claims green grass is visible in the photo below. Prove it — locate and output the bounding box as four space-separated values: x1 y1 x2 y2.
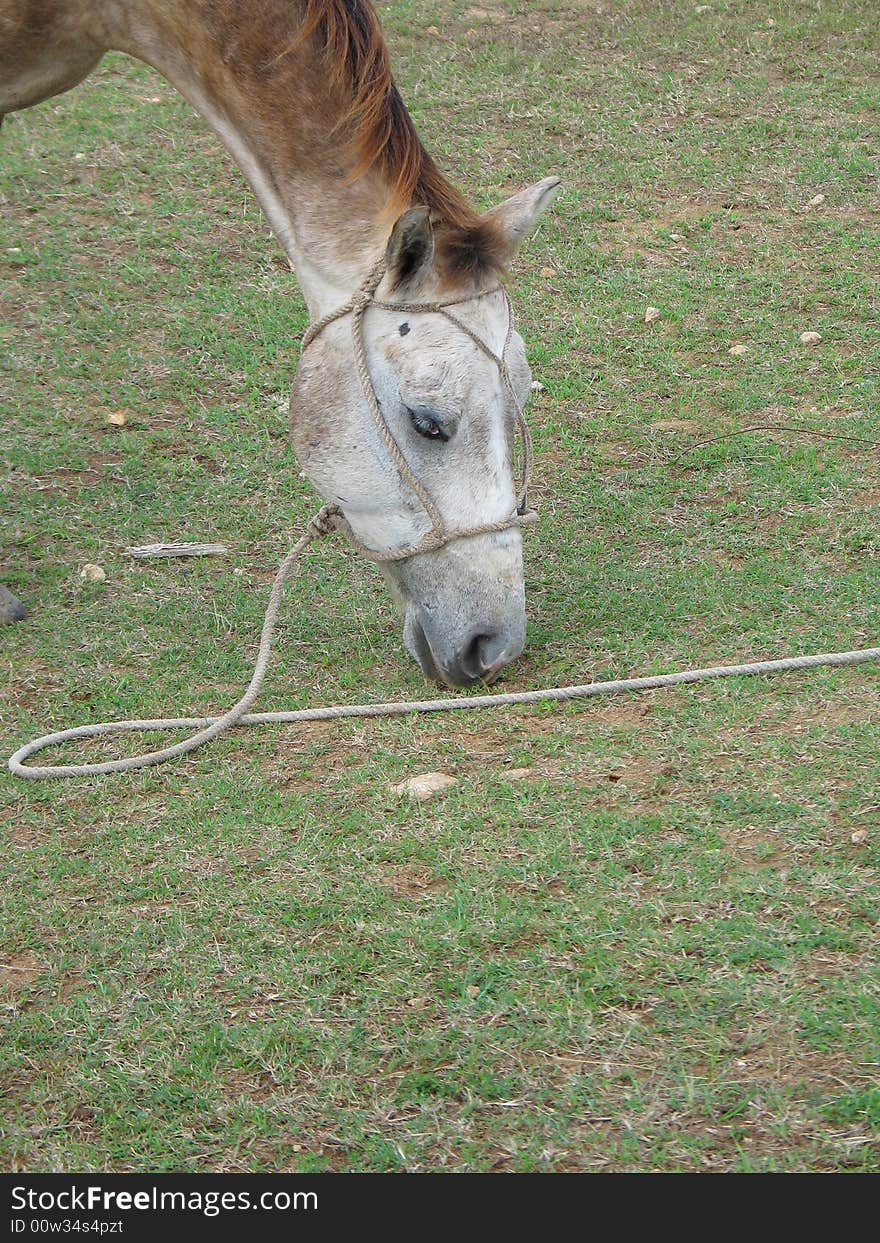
2 0 879 1172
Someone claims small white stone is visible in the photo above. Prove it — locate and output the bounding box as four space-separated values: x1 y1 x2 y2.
530 380 545 393
728 343 749 357
391 772 457 801
644 306 661 324
79 563 106 583
799 330 822 346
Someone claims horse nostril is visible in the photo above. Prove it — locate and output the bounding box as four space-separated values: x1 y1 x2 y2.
457 630 511 683
460 631 494 681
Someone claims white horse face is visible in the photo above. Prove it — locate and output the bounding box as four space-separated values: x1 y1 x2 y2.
291 178 559 687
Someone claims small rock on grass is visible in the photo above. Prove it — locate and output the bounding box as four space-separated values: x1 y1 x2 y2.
79 564 106 583
728 343 749 357
799 330 822 346
808 193 826 208
392 772 457 801
644 305 661 324
851 828 869 845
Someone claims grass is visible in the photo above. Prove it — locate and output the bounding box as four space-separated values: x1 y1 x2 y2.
1 0 879 1172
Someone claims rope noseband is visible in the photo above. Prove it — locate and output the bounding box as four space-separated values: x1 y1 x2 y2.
300 256 538 562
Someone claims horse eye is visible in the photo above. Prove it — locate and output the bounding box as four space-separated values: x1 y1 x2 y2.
407 407 449 443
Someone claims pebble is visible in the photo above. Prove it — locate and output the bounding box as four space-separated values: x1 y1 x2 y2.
799 331 822 346
79 564 106 583
392 772 458 801
644 306 661 324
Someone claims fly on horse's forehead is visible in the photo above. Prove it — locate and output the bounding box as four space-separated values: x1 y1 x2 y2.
0 0 560 688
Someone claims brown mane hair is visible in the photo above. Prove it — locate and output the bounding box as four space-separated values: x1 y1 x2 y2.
294 0 507 282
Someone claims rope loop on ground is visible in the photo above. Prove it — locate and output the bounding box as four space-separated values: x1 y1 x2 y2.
8 507 879 779
9 258 880 780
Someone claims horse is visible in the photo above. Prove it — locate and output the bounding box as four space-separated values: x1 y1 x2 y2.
0 0 559 687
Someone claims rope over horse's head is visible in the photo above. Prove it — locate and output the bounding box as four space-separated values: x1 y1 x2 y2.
291 177 560 689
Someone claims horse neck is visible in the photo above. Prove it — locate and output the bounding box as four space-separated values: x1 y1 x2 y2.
98 1 391 316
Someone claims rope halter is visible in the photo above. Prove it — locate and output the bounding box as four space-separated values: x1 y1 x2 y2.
299 255 538 563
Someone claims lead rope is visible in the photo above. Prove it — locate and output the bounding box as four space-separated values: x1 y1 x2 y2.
9 524 879 778
8 261 880 779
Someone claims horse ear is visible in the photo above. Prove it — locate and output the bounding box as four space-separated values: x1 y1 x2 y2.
384 205 435 293
483 176 561 253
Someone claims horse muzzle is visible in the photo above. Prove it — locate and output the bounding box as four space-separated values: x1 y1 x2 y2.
404 605 525 688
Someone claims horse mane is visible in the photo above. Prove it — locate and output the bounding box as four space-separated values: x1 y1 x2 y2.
294 0 507 282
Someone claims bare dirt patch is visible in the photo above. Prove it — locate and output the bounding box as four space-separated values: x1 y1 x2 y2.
777 698 879 735
10 452 124 498
717 824 782 868
593 698 656 728
845 488 880 511
382 863 449 900
0 950 43 994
